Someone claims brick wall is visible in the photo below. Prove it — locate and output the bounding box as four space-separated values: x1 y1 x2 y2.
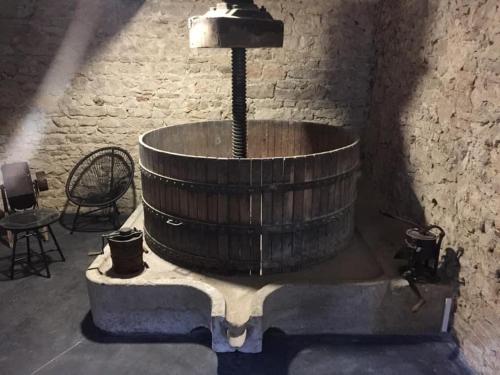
0 0 377 210
0 0 497 373
364 1 499 374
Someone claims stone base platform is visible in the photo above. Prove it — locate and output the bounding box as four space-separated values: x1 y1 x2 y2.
86 205 453 353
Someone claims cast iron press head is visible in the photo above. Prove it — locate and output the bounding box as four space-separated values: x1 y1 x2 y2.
188 1 284 158
396 225 446 283
188 1 284 49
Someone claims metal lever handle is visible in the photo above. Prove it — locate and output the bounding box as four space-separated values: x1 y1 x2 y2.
167 219 183 226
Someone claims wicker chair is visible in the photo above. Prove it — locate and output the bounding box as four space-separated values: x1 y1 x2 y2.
65 147 134 234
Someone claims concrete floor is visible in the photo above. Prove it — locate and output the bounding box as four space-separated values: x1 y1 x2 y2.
0 222 474 375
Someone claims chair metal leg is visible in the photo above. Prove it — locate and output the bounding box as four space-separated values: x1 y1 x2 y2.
41 226 49 241
10 232 18 280
36 230 50 278
7 230 14 248
48 225 65 262
26 233 31 263
112 203 120 229
71 205 81 234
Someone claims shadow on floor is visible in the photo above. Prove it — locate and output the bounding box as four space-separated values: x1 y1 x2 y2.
79 312 472 375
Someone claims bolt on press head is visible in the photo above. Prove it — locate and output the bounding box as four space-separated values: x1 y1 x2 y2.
188 0 284 49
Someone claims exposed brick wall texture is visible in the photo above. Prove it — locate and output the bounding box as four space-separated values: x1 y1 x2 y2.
364 1 499 374
0 0 498 373
0 0 377 210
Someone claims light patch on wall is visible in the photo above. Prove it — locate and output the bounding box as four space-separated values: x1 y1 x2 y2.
5 0 102 162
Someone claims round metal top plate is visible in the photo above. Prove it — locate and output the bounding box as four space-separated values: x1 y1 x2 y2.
0 208 60 231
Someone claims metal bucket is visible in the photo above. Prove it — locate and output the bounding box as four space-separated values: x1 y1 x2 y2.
106 227 144 275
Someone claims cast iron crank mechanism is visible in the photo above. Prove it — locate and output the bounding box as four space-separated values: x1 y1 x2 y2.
398 225 446 283
381 211 446 312
381 211 446 282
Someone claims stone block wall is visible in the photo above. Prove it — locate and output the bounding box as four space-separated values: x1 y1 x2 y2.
0 0 377 211
364 1 499 374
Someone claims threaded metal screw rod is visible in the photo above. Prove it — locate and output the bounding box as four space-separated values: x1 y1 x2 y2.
231 47 247 158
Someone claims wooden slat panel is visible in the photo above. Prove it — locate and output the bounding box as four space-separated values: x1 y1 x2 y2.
319 152 331 257
165 153 174 214
265 121 273 158
153 151 161 213
157 152 167 213
195 158 208 221
303 155 314 260
284 121 294 156
248 121 267 158
261 158 274 272
176 155 189 256
158 152 173 252
195 157 208 258
217 159 229 263
292 156 305 263
282 157 294 265
270 157 284 270
328 152 339 211
328 152 340 250
186 158 198 221
169 154 182 254
169 154 180 216
216 121 232 158
227 159 241 264
250 158 262 273
296 122 305 155
273 122 283 156
206 158 219 260
312 154 322 219
311 154 322 257
238 159 254 268
177 157 189 219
